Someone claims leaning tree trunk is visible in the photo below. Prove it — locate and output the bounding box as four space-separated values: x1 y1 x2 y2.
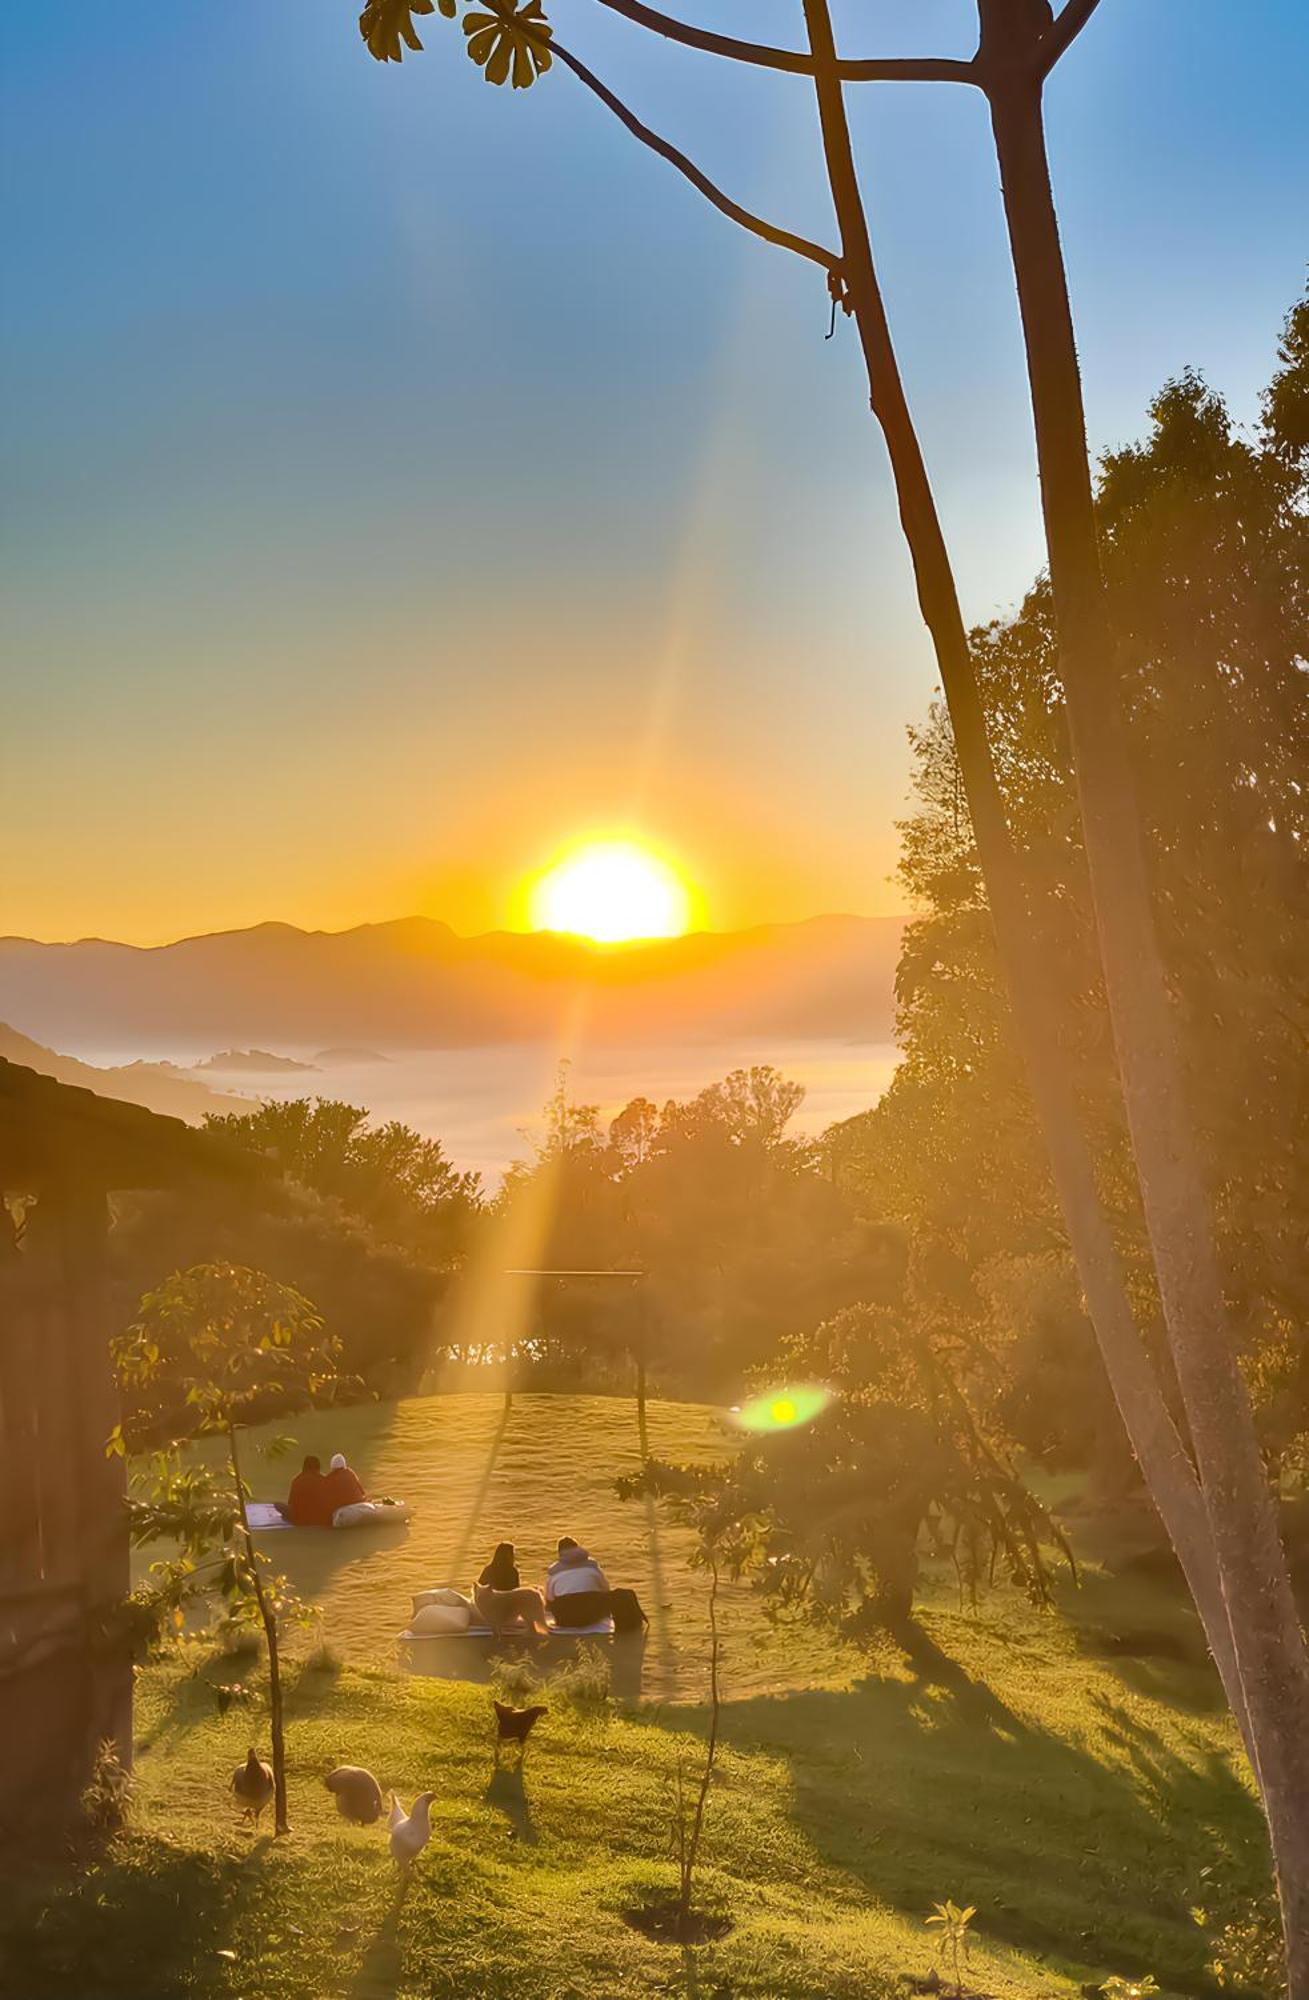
982 47 1309 1983
797 0 1254 1749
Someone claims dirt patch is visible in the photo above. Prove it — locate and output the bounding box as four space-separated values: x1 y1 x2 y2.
623 1900 734 1945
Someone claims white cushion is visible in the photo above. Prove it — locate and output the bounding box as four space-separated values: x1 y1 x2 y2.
409 1601 472 1635
412 1586 472 1612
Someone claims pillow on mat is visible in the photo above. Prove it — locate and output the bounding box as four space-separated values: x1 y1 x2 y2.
409 1600 472 1635
413 1586 473 1613
333 1499 410 1529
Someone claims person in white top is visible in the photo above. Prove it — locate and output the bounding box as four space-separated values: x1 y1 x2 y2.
545 1536 611 1628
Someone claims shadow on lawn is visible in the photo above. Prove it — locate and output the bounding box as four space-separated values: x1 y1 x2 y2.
347 1894 406 2000
0 1834 266 1999
483 1764 539 1844
645 1618 1262 1994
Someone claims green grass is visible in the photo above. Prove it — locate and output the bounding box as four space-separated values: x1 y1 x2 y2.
0 1394 1271 2000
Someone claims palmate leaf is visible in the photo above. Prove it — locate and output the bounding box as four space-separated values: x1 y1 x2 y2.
359 0 455 64
463 0 552 88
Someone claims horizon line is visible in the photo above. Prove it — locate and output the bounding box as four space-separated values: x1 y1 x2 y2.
1 908 912 954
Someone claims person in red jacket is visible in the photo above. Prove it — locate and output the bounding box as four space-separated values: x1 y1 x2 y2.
283 1454 333 1527
323 1451 367 1518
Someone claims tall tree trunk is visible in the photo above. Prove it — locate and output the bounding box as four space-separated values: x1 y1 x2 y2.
797 0 1254 1747
229 1423 290 1835
980 38 1309 1981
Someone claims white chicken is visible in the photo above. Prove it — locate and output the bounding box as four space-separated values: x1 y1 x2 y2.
388 1790 435 1871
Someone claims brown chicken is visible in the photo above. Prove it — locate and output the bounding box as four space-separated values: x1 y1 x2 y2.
231 1748 275 1825
493 1700 547 1762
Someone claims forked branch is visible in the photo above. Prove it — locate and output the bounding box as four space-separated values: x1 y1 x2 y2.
583 0 978 85
1036 0 1105 76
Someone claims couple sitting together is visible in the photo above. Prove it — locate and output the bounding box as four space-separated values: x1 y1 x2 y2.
475 1537 616 1635
280 1452 369 1528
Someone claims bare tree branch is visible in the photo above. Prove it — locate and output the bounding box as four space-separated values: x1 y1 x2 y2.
550 35 840 274
1037 0 1105 77
582 0 978 85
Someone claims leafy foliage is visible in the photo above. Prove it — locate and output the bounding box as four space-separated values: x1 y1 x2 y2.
623 1300 1071 1635
488 1063 890 1396
926 1900 976 1999
825 290 1309 1487
113 1175 443 1417
463 0 552 88
112 1262 345 1446
1192 1879 1287 1998
358 0 450 65
78 1739 134 1836
111 1263 343 1831
203 1097 481 1269
359 0 553 88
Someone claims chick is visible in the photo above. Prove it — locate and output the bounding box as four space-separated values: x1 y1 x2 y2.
325 1765 385 1825
232 1748 275 1825
493 1700 548 1764
388 1791 435 1871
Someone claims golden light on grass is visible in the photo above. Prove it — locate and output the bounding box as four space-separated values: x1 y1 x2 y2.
525 838 697 943
733 1384 831 1435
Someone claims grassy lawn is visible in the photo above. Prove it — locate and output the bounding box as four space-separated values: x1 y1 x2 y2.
0 1394 1272 2000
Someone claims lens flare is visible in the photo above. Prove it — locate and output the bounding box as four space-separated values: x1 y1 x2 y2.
733 1384 831 1434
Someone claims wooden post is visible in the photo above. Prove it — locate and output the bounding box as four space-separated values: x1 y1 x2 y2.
58 1181 132 1778
635 1282 649 1456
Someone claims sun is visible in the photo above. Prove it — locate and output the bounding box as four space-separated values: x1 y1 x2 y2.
527 839 695 943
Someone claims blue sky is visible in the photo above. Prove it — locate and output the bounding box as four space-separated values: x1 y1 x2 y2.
2 0 1305 942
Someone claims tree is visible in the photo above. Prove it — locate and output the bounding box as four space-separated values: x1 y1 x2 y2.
348 4 1306 1972
205 1098 482 1269
626 1293 1071 1639
113 1176 444 1412
968 15 1309 1965
111 1263 344 1835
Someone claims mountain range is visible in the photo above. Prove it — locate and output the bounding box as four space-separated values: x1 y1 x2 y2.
0 914 904 1056
0 1022 244 1123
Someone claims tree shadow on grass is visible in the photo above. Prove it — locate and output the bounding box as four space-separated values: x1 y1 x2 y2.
644 1618 1264 1994
483 1764 539 1845
0 1834 267 1999
347 1889 407 2000
135 1641 266 1753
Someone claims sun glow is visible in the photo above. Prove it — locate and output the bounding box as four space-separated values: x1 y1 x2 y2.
526 839 696 943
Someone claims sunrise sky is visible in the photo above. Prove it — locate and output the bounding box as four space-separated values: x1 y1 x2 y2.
3 0 1306 945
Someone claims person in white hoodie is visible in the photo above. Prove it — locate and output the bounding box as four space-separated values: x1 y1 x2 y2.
545 1536 611 1628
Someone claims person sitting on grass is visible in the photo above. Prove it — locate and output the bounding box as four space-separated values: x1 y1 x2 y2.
474 1541 549 1636
281 1454 333 1527
545 1535 612 1628
324 1451 367 1517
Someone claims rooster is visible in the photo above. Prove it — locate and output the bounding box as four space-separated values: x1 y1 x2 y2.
231 1748 275 1826
388 1791 435 1872
493 1700 547 1764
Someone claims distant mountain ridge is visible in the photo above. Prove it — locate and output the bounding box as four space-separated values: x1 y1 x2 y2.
0 914 904 1053
0 1022 243 1124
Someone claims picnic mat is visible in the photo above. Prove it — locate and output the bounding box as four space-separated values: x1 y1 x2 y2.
401 1618 615 1641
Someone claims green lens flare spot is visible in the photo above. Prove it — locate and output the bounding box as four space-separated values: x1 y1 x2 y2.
734 1384 830 1434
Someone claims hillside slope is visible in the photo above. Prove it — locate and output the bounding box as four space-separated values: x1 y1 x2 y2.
1 1393 1260 2000
0 1022 241 1124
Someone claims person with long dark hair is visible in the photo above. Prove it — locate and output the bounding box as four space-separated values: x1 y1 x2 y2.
474 1541 548 1635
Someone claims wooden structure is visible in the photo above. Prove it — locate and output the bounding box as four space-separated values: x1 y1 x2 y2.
0 1058 251 1838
